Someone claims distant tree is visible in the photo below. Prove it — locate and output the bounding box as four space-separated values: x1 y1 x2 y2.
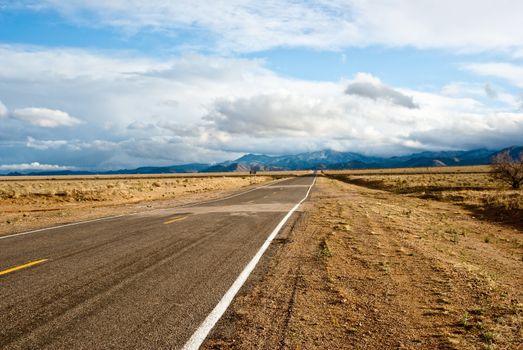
490 150 523 189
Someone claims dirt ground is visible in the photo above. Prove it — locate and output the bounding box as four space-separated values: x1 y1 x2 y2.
0 175 272 237
204 176 523 349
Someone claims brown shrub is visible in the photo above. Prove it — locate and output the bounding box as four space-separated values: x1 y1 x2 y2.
490 150 523 189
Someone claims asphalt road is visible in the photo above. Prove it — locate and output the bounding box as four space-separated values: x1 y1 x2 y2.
0 175 315 349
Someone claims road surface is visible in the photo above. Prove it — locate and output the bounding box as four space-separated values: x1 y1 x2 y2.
0 175 315 349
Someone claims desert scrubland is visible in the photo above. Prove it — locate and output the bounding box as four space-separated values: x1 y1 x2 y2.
326 167 522 228
326 165 490 175
0 173 280 236
205 170 522 350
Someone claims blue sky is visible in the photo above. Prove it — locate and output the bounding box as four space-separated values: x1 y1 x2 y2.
0 1 522 171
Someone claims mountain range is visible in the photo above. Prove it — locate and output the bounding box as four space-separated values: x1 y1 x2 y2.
3 146 522 176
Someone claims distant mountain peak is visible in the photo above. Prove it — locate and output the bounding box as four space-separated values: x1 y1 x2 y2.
3 146 521 176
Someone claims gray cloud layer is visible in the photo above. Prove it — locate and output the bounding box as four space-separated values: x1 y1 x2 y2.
345 80 418 109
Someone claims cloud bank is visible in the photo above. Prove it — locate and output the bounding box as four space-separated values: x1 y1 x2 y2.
0 45 522 170
0 162 75 171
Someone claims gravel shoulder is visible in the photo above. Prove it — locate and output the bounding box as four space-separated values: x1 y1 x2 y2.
203 176 523 349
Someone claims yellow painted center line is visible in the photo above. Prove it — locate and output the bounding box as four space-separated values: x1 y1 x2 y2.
163 215 188 225
0 259 48 277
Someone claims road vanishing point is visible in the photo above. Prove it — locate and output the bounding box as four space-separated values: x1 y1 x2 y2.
0 175 316 349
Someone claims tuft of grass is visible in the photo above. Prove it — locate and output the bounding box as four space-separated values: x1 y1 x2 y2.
458 312 472 330
319 240 333 258
480 330 495 344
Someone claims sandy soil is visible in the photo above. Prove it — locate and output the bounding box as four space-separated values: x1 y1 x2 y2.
0 175 272 237
204 176 522 349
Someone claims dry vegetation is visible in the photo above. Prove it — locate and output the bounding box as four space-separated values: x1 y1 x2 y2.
0 174 279 236
325 167 523 230
204 176 522 349
326 165 490 175
491 150 523 189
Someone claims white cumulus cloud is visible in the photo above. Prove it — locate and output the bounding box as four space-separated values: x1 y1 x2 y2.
12 107 82 128
26 136 69 150
0 162 74 171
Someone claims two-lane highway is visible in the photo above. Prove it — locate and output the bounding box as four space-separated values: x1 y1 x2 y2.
0 175 315 349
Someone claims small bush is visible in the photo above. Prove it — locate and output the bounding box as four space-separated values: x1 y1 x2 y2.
319 240 333 257
490 150 523 189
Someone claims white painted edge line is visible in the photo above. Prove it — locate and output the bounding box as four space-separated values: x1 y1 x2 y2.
182 176 317 350
0 214 126 241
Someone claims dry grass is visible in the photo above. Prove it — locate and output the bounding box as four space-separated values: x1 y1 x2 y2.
0 176 272 203
325 167 523 229
0 174 279 236
325 165 490 175
0 170 309 182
